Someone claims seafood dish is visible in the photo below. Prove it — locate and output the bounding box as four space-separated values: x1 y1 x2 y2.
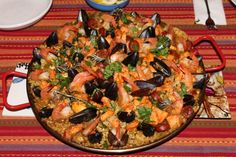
27 9 205 152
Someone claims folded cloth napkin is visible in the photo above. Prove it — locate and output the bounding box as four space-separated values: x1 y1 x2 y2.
193 0 227 25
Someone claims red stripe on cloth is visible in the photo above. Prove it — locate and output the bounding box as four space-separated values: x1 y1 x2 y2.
0 126 49 136
178 128 236 138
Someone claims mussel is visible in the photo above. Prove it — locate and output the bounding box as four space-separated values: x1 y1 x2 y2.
72 52 84 63
88 131 102 144
147 74 165 86
94 78 113 89
91 89 103 103
32 48 42 64
139 26 155 38
45 32 58 47
150 57 171 77
33 86 41 97
90 29 98 37
134 80 156 90
77 9 89 23
38 107 53 118
84 81 97 95
105 82 118 100
111 43 127 55
69 107 97 124
117 111 135 123
183 94 195 106
151 13 161 28
137 122 155 137
122 52 139 67
67 68 78 81
131 88 152 97
97 36 110 50
108 130 129 147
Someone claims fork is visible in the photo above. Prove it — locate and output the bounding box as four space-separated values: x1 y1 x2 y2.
204 0 216 29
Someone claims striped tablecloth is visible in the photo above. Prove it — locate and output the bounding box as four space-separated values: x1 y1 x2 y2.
0 0 236 156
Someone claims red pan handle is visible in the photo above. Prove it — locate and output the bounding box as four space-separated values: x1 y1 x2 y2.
2 71 30 111
193 35 226 73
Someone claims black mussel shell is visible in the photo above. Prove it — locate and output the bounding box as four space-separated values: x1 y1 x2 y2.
139 26 155 38
33 86 41 97
69 107 97 124
90 29 98 37
68 68 78 81
72 52 84 63
45 32 58 47
151 13 161 28
32 47 42 64
105 82 118 100
134 80 156 90
131 88 152 97
88 131 102 144
39 107 53 118
98 36 110 50
85 81 96 95
117 111 135 123
94 78 113 89
122 52 139 67
130 11 139 18
91 89 103 103
150 58 171 77
137 122 155 137
147 74 165 87
111 43 127 55
183 94 195 106
63 40 72 48
77 9 89 23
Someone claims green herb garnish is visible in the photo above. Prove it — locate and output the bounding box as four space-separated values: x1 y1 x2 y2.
103 62 122 79
178 82 187 97
137 106 152 122
151 36 170 57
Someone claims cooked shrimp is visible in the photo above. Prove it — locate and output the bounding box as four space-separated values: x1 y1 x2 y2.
57 25 77 43
51 102 73 121
70 71 95 92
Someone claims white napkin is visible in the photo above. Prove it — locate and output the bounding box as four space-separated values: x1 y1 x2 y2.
193 0 227 25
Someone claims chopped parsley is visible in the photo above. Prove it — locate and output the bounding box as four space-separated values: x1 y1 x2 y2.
151 36 171 57
178 82 187 97
103 62 122 79
110 101 117 110
137 106 152 122
121 13 131 24
123 83 132 92
128 64 136 71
